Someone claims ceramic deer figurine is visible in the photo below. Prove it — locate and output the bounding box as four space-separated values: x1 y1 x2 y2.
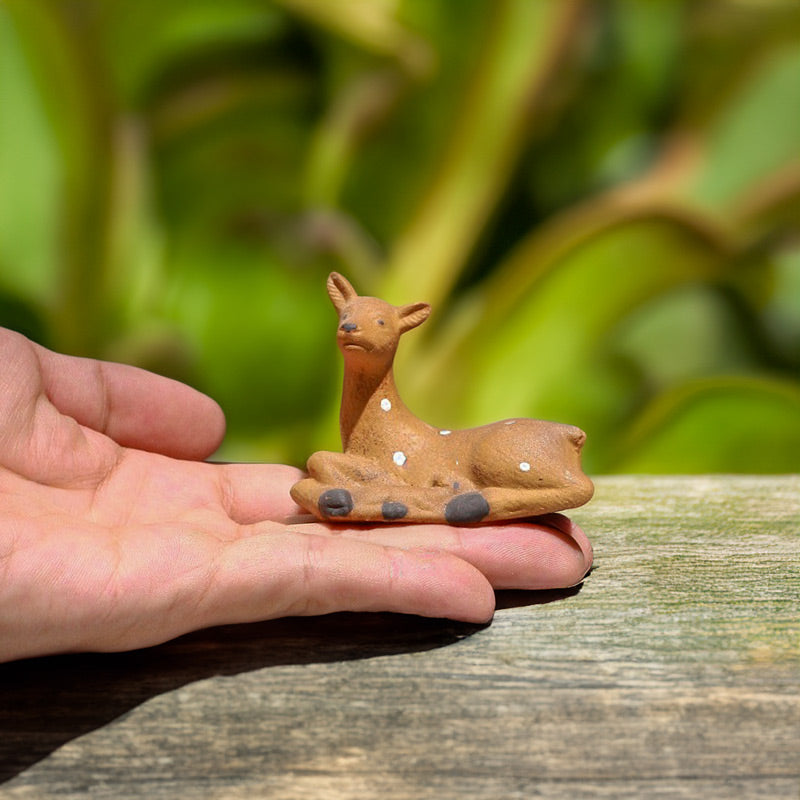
290 273 594 524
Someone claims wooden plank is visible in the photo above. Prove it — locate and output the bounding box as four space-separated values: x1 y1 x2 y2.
1 477 798 799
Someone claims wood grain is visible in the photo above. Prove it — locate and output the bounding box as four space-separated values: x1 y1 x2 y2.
1 476 798 799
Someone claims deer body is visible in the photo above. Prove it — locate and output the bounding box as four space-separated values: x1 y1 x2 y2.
290 273 593 524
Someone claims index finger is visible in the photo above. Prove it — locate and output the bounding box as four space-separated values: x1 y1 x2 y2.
35 342 226 460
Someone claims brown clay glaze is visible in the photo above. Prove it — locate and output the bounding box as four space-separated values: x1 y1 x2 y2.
290 273 594 524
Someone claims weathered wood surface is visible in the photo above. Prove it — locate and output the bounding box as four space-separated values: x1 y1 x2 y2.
1 476 798 799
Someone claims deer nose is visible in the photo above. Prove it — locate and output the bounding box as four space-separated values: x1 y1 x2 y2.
340 322 357 332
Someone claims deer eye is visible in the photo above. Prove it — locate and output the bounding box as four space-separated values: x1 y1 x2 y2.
377 319 385 326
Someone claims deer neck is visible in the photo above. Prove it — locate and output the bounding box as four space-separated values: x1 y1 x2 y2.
340 361 409 452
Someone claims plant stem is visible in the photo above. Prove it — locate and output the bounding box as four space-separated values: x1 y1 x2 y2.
5 0 115 356
380 0 586 310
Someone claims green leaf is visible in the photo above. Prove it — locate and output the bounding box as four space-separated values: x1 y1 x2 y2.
0 5 59 304
609 283 762 388
381 0 587 308
414 210 727 425
162 246 337 460
100 0 287 108
4 0 117 355
688 43 800 211
610 376 800 473
274 0 433 75
763 246 800 364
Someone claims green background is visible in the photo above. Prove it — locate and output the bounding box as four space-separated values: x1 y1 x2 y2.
1 0 799 473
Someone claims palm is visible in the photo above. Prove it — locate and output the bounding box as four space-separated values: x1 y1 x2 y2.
3 446 272 653
0 328 592 662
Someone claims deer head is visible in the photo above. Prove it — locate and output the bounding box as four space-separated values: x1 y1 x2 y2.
327 273 430 368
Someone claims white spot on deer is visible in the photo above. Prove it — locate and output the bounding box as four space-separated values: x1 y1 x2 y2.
519 461 531 472
381 398 392 412
393 451 407 466
439 430 451 436
505 420 517 426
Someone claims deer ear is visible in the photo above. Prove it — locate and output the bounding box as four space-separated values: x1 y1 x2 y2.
398 302 431 333
327 273 358 313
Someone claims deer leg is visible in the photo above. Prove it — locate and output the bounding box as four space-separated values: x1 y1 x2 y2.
290 451 381 520
329 479 593 524
291 475 592 524
292 475 494 525
465 419 594 518
292 446 591 522
304 450 383 485
476 479 594 521
291 477 411 522
295 452 485 523
290 477 346 519
334 485 491 524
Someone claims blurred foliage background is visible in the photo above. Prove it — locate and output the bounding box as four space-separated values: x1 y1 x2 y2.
1 0 799 473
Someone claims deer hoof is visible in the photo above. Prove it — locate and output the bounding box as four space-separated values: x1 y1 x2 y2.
445 492 490 524
319 488 354 518
381 501 408 520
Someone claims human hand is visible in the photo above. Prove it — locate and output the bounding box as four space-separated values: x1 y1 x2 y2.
0 328 592 662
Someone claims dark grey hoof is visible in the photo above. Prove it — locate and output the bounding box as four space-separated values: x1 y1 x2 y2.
445 492 490 524
382 501 408 520
319 488 353 518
